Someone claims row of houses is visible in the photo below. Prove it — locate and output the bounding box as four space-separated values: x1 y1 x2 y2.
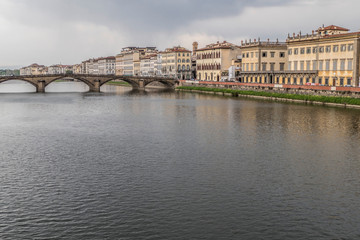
20 25 360 87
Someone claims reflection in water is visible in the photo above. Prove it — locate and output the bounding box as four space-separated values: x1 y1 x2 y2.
0 84 360 239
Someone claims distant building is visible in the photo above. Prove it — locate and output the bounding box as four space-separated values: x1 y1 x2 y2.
20 63 47 75
195 41 241 81
115 47 157 76
98 56 116 75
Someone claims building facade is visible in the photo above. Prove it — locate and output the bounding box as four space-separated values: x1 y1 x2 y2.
160 46 191 79
115 47 157 76
98 56 116 75
240 39 288 83
287 25 360 87
20 63 47 75
195 41 241 81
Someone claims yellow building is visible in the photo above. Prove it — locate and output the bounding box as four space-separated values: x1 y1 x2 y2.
160 46 192 79
287 25 360 86
240 39 287 83
195 41 241 81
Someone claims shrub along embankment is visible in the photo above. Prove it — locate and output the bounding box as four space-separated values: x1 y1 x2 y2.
176 86 360 107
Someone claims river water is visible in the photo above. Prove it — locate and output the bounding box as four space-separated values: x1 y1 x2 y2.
0 81 360 239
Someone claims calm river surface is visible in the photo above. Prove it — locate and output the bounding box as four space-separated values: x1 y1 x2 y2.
0 81 360 239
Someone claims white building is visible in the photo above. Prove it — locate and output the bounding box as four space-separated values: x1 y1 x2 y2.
98 56 116 75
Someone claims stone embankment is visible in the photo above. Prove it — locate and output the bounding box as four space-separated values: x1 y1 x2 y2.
177 80 360 109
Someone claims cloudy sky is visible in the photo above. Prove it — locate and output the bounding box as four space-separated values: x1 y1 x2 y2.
0 0 359 68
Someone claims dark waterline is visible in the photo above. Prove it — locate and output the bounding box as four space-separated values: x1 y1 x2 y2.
0 83 360 239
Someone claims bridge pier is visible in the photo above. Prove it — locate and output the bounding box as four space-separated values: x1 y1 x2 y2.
37 80 45 93
136 80 145 90
89 80 101 92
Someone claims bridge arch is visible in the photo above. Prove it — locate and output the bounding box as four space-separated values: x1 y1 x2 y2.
44 76 95 90
144 79 176 88
0 78 38 89
100 77 140 88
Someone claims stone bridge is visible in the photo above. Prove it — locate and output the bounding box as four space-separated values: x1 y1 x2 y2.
0 74 178 92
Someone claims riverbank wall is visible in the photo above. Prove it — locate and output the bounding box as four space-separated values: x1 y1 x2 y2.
179 80 360 98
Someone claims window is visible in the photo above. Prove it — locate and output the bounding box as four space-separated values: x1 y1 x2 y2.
325 78 329 85
182 59 185 63
270 63 275 71
341 45 346 52
251 63 254 71
312 60 317 70
340 59 345 70
348 44 354 51
294 77 297 84
255 63 258 71
332 59 338 70
347 78 352 86
339 78 344 86
280 52 285 58
313 47 318 53
294 48 299 55
262 63 267 71
280 63 285 71
300 61 304 70
348 59 353 70
178 59 181 63
246 53 249 58
326 46 331 53
319 60 323 70
306 61 310 70
262 52 267 57
319 46 324 53
270 52 275 58
333 45 339 52
294 61 298 71
251 52 254 58
246 63 249 71
306 47 311 54
288 49 292 55
300 48 305 54
325 60 330 70
288 62 292 70
255 52 259 58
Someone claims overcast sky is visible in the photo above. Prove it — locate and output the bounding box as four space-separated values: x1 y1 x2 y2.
0 0 359 68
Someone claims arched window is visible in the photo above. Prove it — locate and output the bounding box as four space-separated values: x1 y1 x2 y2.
182 59 185 63
178 59 181 63
182 65 185 70
187 65 190 70
178 65 181 71
186 59 190 63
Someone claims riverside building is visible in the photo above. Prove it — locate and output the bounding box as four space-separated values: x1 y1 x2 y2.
20 63 47 75
160 46 191 80
115 47 157 76
287 25 360 87
195 41 241 81
240 39 288 84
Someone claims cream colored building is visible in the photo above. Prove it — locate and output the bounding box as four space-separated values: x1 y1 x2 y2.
160 46 191 79
287 25 360 86
240 39 287 83
98 56 115 75
20 63 47 75
115 47 157 76
195 41 241 81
